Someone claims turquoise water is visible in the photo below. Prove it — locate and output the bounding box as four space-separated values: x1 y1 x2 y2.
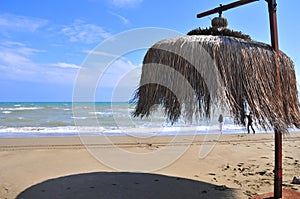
0 102 247 138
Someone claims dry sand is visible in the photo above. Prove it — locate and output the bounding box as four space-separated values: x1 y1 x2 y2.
0 132 299 199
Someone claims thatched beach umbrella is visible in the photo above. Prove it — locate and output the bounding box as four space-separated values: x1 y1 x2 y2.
132 20 300 132
133 33 300 129
132 0 300 198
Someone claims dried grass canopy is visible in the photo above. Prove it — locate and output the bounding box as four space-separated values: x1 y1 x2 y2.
132 34 300 131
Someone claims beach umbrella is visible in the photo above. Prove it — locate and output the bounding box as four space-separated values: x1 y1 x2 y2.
133 33 300 129
132 12 300 132
133 24 300 127
132 0 300 198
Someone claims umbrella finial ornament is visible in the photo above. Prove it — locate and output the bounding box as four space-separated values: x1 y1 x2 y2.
218 4 223 17
211 16 228 30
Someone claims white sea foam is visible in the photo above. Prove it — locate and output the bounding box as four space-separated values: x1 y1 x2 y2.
71 116 88 120
90 111 113 115
1 107 43 111
0 124 252 138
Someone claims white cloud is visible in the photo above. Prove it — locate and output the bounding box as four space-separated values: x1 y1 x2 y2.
0 13 111 45
61 19 111 44
0 45 42 80
95 57 141 101
0 13 48 34
98 57 141 87
0 41 78 83
75 56 141 88
2 41 46 56
52 62 81 69
83 50 119 58
111 0 143 7
0 42 40 68
109 11 130 25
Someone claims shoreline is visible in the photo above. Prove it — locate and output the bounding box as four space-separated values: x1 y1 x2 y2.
0 127 294 139
1 132 299 198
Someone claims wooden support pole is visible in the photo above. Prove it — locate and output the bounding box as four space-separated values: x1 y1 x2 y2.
274 128 283 199
196 0 258 18
266 0 282 198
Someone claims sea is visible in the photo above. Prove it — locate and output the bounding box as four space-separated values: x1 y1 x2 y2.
0 102 256 138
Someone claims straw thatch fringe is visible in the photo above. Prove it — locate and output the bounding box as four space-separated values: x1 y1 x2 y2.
187 27 251 41
132 35 300 131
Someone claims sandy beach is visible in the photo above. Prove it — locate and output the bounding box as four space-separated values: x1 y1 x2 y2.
0 132 299 199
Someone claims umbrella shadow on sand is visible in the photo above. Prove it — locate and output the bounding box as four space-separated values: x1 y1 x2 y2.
16 172 240 199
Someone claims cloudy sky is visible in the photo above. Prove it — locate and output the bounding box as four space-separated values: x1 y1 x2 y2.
0 0 299 101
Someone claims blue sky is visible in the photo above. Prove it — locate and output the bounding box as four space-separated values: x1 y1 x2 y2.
0 0 299 102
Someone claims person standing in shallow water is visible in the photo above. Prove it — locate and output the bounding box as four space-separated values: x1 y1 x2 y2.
218 114 224 133
246 112 255 134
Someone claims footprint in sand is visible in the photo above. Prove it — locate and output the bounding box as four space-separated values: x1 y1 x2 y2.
237 162 244 167
285 156 294 160
256 171 267 176
243 190 257 197
292 176 300 184
211 177 218 182
238 167 245 172
248 184 260 191
260 179 272 185
233 179 242 187
1 186 9 194
147 143 159 150
260 156 269 159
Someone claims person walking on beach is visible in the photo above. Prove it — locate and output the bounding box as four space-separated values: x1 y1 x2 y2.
246 112 255 134
218 114 224 133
